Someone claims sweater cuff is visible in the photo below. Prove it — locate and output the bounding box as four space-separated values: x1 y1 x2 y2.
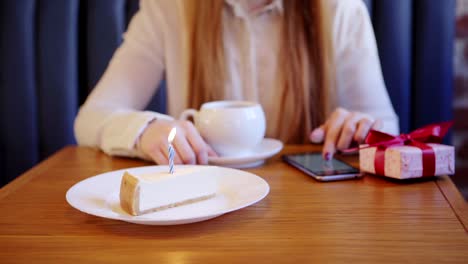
101 111 173 158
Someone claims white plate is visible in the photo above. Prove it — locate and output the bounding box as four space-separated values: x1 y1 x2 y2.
208 138 283 169
66 165 269 225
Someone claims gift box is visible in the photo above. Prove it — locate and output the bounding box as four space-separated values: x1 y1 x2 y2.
356 122 455 179
359 143 454 179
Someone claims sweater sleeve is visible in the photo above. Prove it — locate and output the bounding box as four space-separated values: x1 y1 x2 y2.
74 0 173 159
330 0 399 135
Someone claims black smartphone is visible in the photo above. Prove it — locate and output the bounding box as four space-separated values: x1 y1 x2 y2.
283 152 362 181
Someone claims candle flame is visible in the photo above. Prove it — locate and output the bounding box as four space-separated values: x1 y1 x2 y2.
168 127 177 143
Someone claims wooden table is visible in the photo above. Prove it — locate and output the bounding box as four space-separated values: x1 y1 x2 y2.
0 145 467 263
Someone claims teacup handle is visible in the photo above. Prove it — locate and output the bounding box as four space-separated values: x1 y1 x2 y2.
179 109 198 121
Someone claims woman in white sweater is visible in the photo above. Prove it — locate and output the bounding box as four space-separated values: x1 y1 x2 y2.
74 0 398 165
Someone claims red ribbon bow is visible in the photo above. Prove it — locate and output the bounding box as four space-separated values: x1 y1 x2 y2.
360 121 453 176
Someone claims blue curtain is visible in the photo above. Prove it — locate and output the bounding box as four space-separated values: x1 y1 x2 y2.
1 1 39 186
0 0 455 186
0 0 166 186
364 0 455 133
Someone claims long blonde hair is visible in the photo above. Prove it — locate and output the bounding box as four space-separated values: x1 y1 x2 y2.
185 0 335 143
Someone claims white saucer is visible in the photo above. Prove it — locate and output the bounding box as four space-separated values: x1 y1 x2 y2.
208 138 283 169
66 165 269 225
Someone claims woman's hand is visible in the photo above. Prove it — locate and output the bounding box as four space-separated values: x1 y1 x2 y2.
309 108 382 160
138 119 217 165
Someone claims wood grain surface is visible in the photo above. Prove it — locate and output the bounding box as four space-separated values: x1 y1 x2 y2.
0 145 466 263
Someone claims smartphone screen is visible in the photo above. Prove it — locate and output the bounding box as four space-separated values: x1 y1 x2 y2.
283 153 361 180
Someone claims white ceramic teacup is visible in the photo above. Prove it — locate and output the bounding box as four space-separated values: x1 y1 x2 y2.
179 101 266 157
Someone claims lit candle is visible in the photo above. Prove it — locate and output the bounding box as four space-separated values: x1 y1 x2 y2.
168 127 177 174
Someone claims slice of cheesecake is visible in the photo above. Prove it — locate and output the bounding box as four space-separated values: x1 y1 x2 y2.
120 167 217 216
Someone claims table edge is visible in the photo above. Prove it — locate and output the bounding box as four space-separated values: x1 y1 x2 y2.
436 176 468 232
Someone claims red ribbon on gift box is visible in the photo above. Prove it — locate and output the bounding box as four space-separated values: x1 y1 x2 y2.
348 121 453 176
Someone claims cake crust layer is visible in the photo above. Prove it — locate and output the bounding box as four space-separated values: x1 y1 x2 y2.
120 172 141 216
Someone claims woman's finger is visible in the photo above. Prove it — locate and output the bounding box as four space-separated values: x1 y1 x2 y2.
336 113 361 150
323 108 349 160
145 143 168 165
206 144 218 157
309 124 325 143
172 132 196 165
181 121 210 164
354 118 375 143
161 142 184 165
